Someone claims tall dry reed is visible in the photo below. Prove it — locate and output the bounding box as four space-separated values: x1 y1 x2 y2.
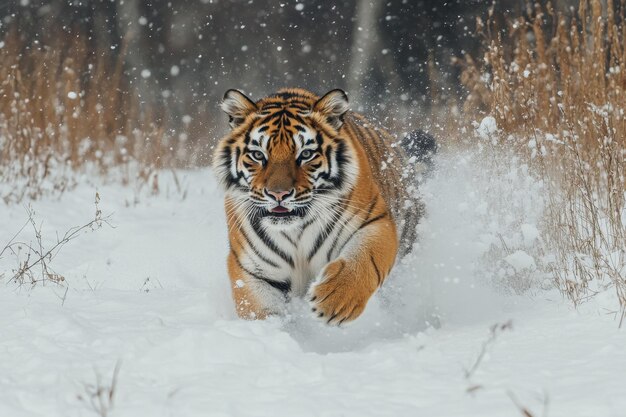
0 26 191 202
458 0 625 317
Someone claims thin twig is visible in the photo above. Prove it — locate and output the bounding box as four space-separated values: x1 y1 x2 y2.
464 320 513 380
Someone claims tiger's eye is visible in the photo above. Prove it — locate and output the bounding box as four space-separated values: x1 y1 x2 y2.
251 151 265 161
300 149 314 160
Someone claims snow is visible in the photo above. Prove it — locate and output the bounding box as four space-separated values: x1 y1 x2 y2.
476 116 498 141
504 250 537 272
521 223 540 246
1 152 625 416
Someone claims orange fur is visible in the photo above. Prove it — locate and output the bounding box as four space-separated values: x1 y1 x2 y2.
310 135 400 324
214 88 419 324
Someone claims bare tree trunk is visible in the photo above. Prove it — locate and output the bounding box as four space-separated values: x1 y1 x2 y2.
347 0 401 110
116 0 157 109
347 0 384 107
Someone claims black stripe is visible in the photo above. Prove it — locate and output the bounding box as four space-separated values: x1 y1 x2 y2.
323 188 356 260
289 102 311 110
359 212 387 231
244 130 252 145
240 227 281 268
357 122 383 163
231 250 290 294
273 92 298 99
258 276 291 294
250 218 295 267
262 102 283 108
280 231 297 248
318 143 346 188
307 201 347 261
370 255 382 286
234 147 249 185
325 143 335 169
297 218 315 239
290 113 306 124
307 217 339 261
326 211 358 261
259 113 280 125
335 212 388 257
293 192 312 202
323 195 379 261
364 195 379 220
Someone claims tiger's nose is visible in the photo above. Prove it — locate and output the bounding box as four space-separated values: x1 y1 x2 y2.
264 188 293 202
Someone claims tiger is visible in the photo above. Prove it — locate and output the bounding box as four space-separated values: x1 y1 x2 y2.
212 88 436 325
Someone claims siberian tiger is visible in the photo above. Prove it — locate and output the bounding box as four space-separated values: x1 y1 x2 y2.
213 88 435 325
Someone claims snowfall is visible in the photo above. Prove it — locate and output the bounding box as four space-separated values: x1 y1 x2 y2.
1 145 625 417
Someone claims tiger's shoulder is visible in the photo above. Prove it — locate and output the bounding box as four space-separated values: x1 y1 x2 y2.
339 111 437 256
339 112 407 212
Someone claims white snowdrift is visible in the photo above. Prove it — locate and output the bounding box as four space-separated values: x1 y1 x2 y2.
0 149 624 417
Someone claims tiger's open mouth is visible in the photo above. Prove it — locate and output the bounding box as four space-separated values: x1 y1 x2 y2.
271 206 290 214
263 206 306 218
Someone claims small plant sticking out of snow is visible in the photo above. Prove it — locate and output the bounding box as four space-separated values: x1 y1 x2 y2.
507 390 549 417
0 192 112 293
464 320 513 386
77 361 121 417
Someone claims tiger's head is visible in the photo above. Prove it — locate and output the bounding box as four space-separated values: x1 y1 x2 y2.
213 88 358 228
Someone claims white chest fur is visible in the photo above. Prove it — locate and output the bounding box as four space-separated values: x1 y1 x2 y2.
237 210 359 297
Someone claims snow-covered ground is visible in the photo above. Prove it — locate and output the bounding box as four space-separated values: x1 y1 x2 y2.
1 151 624 417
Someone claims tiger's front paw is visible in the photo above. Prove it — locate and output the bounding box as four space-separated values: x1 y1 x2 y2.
309 259 377 326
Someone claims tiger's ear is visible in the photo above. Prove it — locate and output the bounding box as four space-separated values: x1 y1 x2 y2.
221 89 256 128
313 89 349 129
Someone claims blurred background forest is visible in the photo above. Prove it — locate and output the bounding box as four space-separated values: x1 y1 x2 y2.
1 0 580 168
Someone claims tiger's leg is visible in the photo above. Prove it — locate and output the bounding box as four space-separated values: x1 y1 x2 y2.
227 251 287 320
309 215 398 325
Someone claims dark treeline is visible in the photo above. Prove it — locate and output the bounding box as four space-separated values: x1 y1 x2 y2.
2 0 577 133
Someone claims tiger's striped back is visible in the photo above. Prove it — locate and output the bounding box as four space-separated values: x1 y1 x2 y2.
343 112 422 256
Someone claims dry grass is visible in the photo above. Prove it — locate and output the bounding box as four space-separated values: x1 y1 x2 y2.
0 25 194 203
458 0 626 316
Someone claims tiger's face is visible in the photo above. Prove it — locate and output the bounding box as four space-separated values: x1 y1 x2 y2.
214 89 358 228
